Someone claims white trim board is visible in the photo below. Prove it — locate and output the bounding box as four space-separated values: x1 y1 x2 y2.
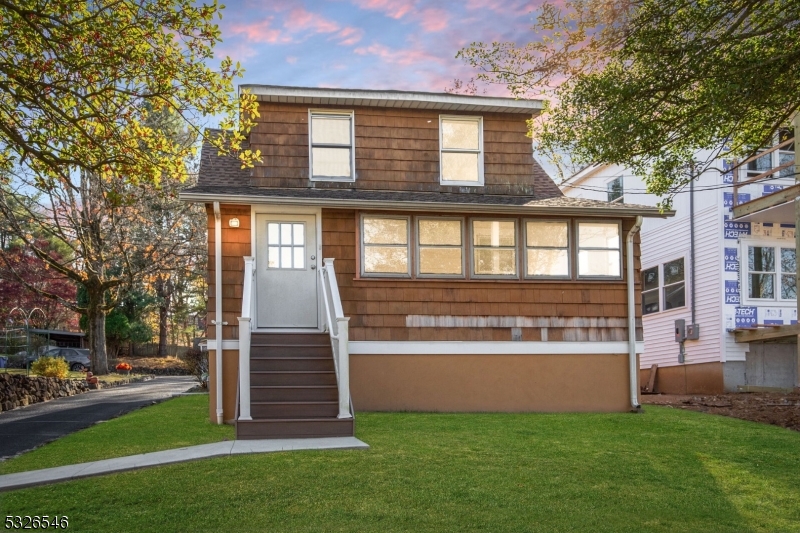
208 339 643 354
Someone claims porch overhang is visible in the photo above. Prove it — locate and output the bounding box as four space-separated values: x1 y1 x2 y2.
733 323 800 343
732 184 799 223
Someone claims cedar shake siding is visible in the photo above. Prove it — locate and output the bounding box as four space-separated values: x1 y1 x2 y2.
322 209 643 343
248 103 562 198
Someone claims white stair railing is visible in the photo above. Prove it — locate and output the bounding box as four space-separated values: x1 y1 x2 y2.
237 256 255 421
319 258 352 419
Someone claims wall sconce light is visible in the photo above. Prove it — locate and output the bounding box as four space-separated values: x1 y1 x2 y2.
229 217 240 228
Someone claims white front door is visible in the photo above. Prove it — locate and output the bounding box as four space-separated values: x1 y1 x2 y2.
255 214 319 328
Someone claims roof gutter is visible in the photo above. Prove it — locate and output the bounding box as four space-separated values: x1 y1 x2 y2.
180 192 672 219
626 216 644 412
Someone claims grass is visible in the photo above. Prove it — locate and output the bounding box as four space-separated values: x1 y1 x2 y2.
1 406 799 532
0 395 232 474
2 368 148 382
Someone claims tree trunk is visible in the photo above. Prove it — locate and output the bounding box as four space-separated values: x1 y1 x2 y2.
86 288 109 375
156 277 172 357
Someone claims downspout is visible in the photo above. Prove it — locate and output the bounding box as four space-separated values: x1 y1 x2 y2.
690 167 696 327
626 216 644 411
213 202 223 425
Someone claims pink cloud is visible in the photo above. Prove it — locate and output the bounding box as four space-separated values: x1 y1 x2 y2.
227 17 290 44
335 26 364 46
354 42 443 66
418 8 448 32
286 56 298 64
285 8 340 34
351 0 417 19
464 0 536 15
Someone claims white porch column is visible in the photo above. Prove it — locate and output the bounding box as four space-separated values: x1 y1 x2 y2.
336 316 351 419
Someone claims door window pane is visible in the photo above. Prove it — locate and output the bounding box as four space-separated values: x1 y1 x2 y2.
267 222 305 269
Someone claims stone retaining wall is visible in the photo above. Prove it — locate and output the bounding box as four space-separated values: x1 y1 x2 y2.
0 373 90 412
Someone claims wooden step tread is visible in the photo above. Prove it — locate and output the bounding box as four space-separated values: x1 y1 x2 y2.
251 370 335 374
239 417 348 423
251 385 337 389
251 401 337 405
251 343 331 348
250 356 330 360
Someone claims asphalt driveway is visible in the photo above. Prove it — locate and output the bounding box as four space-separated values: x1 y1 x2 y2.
0 376 195 459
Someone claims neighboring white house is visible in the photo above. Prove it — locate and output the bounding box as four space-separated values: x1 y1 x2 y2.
560 129 797 393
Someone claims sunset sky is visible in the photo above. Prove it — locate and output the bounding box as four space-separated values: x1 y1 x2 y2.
214 0 543 96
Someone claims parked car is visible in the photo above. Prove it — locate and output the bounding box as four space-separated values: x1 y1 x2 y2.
41 347 91 371
7 345 60 368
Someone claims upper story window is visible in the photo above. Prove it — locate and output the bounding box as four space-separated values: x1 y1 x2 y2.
440 116 484 186
607 176 624 203
746 245 796 301
309 111 355 181
577 222 621 278
746 127 795 180
361 215 410 277
641 258 686 315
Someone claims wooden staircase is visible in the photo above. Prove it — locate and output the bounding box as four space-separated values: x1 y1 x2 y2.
236 333 355 439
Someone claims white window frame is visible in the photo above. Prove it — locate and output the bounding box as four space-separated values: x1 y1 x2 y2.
641 265 660 315
575 220 623 280
607 176 624 203
308 109 356 182
469 218 519 279
523 219 571 279
359 214 411 278
439 115 484 187
661 258 686 311
266 221 308 271
741 239 797 304
415 217 466 279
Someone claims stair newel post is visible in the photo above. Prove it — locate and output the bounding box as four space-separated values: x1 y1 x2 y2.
238 257 255 421
336 316 351 419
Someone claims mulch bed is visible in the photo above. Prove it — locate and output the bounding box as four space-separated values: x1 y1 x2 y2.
642 391 800 432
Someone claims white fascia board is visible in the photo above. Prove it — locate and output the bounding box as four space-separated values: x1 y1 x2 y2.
560 164 609 190
240 85 543 114
207 339 644 354
179 191 670 218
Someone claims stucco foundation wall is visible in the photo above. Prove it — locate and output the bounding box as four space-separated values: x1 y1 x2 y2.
351 353 633 412
744 342 798 390
639 362 723 395
209 349 240 423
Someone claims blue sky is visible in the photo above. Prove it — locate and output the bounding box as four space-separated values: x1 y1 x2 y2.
214 0 544 95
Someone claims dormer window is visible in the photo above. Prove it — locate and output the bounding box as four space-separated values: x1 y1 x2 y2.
607 176 624 203
309 110 355 181
439 116 484 186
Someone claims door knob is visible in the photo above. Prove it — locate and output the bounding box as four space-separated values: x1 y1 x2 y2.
311 264 316 270
311 255 316 260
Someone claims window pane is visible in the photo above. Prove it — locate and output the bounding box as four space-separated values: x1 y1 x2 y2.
364 246 408 274
363 217 407 245
293 224 304 245
419 219 461 245
268 246 279 268
781 274 796 300
664 282 685 310
607 177 623 203
311 115 350 145
663 258 684 285
312 147 351 178
642 289 659 315
441 152 479 182
779 152 794 178
749 273 775 299
474 249 516 275
747 152 772 174
526 221 568 247
781 248 795 273
441 119 479 150
527 249 568 277
293 247 305 269
643 267 659 291
748 246 774 271
268 223 279 245
281 247 292 268
578 249 621 277
473 220 515 247
578 222 620 249
280 223 292 245
420 247 462 275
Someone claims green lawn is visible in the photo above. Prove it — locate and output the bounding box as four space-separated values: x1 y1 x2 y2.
1 405 799 532
0 395 233 475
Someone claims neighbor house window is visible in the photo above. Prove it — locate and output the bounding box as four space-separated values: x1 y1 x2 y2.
417 218 464 277
747 245 796 301
440 116 483 186
642 266 659 314
524 220 569 278
309 111 354 181
577 222 621 278
746 128 795 180
641 258 685 314
607 177 624 203
361 216 410 276
472 220 516 277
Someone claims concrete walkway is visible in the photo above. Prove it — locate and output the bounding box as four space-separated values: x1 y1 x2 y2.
0 436 369 492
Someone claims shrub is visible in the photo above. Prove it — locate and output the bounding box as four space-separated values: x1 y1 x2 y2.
31 356 69 379
181 349 208 389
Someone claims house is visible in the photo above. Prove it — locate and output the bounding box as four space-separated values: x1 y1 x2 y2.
561 127 798 394
181 85 669 439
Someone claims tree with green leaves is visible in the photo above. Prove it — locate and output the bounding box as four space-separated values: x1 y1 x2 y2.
457 0 800 202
